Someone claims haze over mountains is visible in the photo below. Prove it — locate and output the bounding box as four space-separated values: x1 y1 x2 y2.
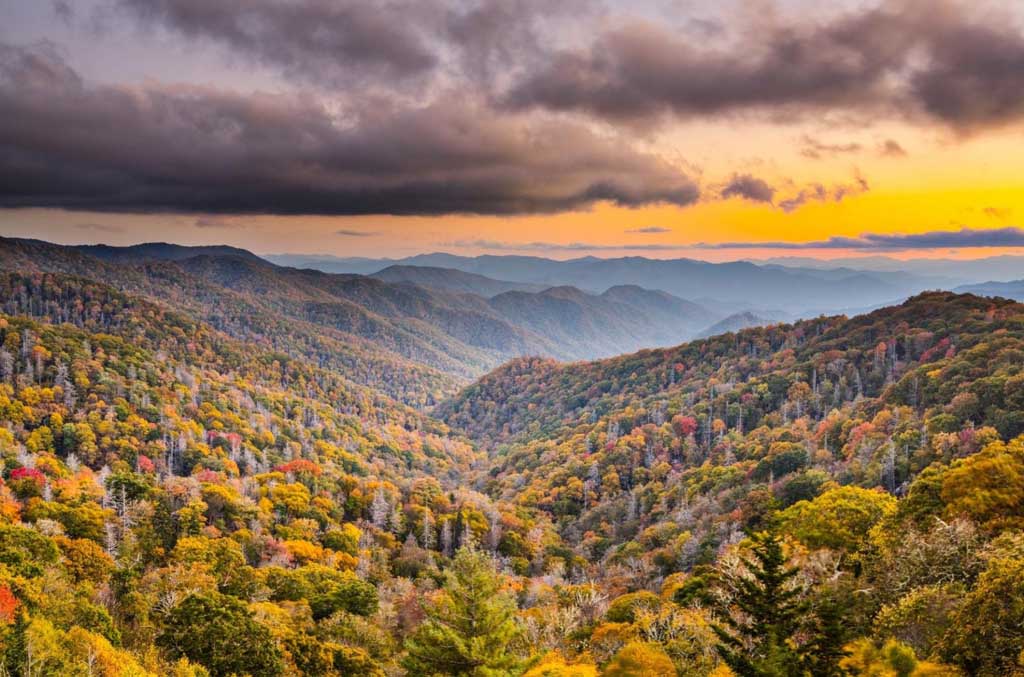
755 254 1024 283
0 238 738 402
955 279 1024 301
269 251 1014 317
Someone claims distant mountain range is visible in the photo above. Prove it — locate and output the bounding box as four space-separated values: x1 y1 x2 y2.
955 279 1024 301
695 310 782 338
754 254 1024 283
10 239 1018 402
371 265 547 297
266 251 962 315
0 238 730 401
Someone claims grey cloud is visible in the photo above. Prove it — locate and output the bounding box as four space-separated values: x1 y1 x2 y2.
503 1 1024 130
51 1 74 23
721 174 775 204
716 173 867 212
861 226 1024 249
0 43 699 216
908 13 1024 129
194 216 244 229
118 0 592 93
777 175 868 213
879 139 907 157
694 226 1024 250
118 0 440 86
800 136 862 159
445 0 595 86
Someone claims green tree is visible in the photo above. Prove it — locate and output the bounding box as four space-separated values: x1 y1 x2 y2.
156 592 283 677
713 531 806 677
310 574 379 620
402 546 523 676
801 592 851 677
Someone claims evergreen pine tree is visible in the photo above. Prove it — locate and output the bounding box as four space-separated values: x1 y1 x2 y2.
802 592 852 677
402 545 523 676
713 530 807 677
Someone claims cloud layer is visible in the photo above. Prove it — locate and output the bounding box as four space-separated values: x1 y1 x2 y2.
504 0 1024 130
119 0 441 86
695 227 1024 250
4 0 1024 220
0 42 697 215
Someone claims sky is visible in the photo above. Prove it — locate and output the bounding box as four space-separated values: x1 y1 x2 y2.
2 0 1024 261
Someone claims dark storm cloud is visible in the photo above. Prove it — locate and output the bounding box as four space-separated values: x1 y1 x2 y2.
0 43 699 216
118 0 440 85
503 0 1024 131
694 226 1024 250
721 174 775 204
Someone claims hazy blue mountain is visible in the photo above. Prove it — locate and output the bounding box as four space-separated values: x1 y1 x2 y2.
1 238 726 386
265 253 399 274
267 252 921 314
696 311 780 338
488 285 718 359
955 279 1024 301
371 265 547 297
755 255 1024 283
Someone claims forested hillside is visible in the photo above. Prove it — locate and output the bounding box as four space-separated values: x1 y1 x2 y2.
1 254 1024 676
439 291 1024 675
0 238 462 406
0 270 544 675
0 238 729 402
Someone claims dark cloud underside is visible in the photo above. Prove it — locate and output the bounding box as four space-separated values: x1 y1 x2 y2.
4 0 1024 219
0 43 698 216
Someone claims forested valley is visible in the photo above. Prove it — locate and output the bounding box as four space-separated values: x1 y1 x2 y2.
1 241 1023 676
